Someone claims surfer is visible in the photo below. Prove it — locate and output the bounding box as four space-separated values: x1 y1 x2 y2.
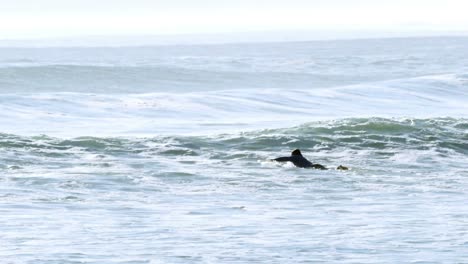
272 149 348 170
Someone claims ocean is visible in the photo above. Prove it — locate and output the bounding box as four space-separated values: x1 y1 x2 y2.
1 37 467 263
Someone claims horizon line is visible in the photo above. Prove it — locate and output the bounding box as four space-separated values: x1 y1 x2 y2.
1 30 468 48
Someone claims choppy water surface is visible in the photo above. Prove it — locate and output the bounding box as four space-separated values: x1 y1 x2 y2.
1 37 468 263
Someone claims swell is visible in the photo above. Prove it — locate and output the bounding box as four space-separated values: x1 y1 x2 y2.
0 74 467 137
0 65 349 93
1 64 467 94
1 118 466 158
2 37 468 94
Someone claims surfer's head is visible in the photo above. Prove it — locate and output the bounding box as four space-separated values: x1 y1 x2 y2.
291 149 302 156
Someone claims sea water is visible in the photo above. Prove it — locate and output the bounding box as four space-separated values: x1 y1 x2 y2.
0 37 467 263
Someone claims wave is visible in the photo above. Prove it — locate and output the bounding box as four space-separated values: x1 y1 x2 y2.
2 37 468 93
0 74 467 137
1 118 466 173
0 64 363 93
252 117 468 154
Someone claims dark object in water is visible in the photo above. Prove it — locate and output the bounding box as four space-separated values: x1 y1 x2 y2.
272 149 327 169
272 149 348 170
337 165 349 170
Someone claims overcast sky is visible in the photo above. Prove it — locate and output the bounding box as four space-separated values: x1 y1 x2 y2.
1 0 467 40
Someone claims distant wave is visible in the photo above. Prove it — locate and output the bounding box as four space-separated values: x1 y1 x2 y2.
0 74 466 137
2 37 468 94
0 64 363 93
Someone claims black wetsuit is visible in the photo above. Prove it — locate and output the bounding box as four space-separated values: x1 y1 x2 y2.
273 149 327 169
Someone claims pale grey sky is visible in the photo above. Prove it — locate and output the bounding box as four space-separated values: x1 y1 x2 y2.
1 0 467 39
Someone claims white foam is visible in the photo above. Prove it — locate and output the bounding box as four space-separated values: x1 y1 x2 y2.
0 74 467 137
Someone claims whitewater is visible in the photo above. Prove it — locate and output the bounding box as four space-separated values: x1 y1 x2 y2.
1 37 467 263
